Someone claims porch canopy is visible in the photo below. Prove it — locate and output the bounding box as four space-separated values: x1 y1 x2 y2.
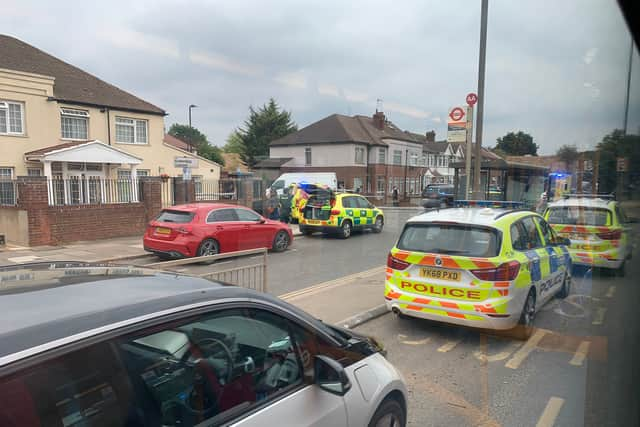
25 140 142 179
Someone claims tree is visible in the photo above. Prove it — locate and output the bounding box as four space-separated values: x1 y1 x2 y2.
556 144 578 171
168 123 225 166
223 130 245 155
237 98 297 167
495 131 539 156
595 129 640 193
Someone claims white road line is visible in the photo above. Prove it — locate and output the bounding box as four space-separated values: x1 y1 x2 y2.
279 265 385 300
505 329 546 369
7 255 41 263
249 256 263 260
176 268 189 272
535 397 565 427
569 341 591 366
437 340 461 353
605 286 616 298
216 261 233 266
592 307 606 325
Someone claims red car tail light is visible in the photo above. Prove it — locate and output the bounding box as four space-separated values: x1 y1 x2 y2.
471 261 520 281
597 229 621 240
387 253 409 270
176 226 193 235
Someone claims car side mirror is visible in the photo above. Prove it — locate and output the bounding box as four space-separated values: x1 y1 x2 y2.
314 355 351 396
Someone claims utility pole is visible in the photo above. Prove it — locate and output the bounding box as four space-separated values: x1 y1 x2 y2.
188 104 198 128
472 0 489 199
623 38 634 135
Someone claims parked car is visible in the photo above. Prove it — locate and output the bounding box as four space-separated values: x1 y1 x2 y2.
0 262 408 427
385 203 572 338
144 203 293 259
421 184 455 208
298 189 384 239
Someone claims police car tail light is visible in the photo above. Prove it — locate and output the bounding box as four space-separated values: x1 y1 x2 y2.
596 229 621 240
387 254 409 270
471 261 519 282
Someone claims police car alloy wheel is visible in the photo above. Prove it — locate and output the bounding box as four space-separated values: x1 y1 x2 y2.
615 260 626 277
557 273 571 299
517 291 536 338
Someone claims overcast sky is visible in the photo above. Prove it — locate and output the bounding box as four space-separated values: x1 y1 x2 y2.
3 0 639 154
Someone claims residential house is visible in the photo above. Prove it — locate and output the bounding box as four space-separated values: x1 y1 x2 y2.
402 131 466 185
0 35 219 206
269 111 427 198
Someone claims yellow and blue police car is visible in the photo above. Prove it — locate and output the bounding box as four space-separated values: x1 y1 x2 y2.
544 195 633 276
385 201 572 337
298 190 384 239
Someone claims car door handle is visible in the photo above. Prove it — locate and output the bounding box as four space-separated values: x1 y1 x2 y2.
216 226 224 231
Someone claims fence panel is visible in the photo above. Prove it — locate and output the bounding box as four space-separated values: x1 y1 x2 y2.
48 178 143 206
0 180 17 206
161 177 174 208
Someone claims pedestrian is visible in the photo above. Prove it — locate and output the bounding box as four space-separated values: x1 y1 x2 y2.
392 186 399 207
265 189 280 220
536 191 548 214
279 187 292 223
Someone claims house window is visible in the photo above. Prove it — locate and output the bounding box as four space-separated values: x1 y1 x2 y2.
355 147 365 164
61 108 89 140
304 147 312 166
116 117 148 144
393 150 402 165
377 176 385 194
0 101 24 135
136 169 150 177
378 148 386 164
85 163 103 171
353 177 363 192
27 168 41 176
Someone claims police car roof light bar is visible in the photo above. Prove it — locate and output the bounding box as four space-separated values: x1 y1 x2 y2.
454 200 524 209
562 193 615 200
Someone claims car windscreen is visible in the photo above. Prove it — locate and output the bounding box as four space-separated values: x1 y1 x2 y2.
397 223 500 257
546 206 610 226
155 210 195 223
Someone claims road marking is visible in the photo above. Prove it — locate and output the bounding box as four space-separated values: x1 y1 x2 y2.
249 256 263 260
7 255 41 263
176 268 189 272
505 329 547 369
569 341 591 366
128 244 143 249
398 334 431 345
592 307 606 325
437 340 461 352
605 286 616 298
279 265 385 300
535 396 565 427
473 341 521 362
216 261 232 266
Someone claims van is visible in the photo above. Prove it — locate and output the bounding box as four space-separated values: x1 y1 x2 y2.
268 172 338 196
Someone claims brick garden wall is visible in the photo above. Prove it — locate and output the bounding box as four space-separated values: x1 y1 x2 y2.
16 177 163 246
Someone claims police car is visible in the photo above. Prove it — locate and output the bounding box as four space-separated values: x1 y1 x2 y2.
385 202 572 337
299 191 384 239
544 194 633 276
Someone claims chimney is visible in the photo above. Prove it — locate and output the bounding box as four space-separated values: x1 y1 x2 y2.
426 130 436 143
373 111 386 130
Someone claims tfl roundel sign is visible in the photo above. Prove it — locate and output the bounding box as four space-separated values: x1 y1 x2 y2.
466 93 478 106
449 107 465 122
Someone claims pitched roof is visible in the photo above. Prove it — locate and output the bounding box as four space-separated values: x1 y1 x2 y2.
0 35 165 115
24 140 89 156
270 113 421 147
254 157 293 168
163 134 192 151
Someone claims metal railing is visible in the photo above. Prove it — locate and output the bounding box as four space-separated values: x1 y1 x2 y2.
0 180 17 206
145 248 268 293
48 178 143 206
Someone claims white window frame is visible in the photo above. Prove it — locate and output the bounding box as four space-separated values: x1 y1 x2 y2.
378 148 386 164
355 146 365 165
115 116 148 145
393 150 402 165
0 101 25 135
27 168 42 176
304 147 312 166
60 108 89 140
0 167 13 179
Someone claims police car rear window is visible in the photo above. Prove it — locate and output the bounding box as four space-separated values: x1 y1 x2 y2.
397 224 500 258
547 207 610 226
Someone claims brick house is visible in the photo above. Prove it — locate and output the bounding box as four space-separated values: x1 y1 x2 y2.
268 111 467 200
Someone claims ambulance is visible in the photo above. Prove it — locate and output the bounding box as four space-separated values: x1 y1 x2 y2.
385 202 572 337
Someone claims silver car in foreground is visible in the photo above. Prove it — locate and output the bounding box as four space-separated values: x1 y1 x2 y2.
0 262 407 427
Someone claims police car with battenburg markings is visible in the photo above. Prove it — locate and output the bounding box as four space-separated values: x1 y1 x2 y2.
385 201 572 337
543 194 634 276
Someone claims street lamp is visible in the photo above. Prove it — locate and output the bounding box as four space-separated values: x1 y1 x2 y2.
188 104 198 128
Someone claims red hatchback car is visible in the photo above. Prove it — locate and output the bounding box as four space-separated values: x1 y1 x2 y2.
143 203 293 259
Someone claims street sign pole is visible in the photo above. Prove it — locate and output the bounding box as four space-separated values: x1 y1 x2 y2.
464 105 474 198
473 0 489 200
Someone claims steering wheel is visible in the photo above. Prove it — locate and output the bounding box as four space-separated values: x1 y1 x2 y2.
181 337 235 386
